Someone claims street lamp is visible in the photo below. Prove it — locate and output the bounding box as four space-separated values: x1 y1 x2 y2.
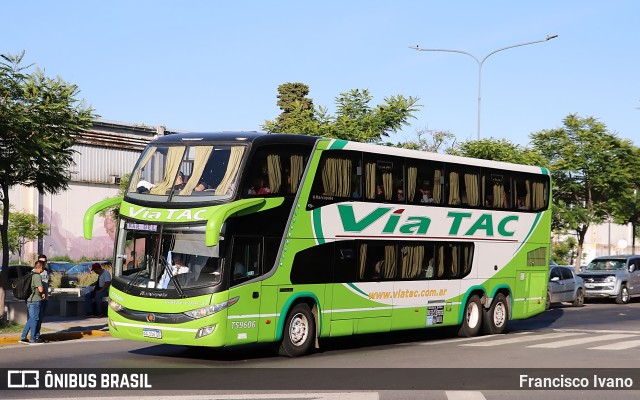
410 34 558 140
633 188 638 255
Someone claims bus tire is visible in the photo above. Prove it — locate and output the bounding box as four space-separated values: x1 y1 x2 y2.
458 295 482 337
279 303 315 357
482 293 508 335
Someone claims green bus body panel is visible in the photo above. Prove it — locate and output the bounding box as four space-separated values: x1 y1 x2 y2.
104 136 551 349
204 198 283 246
83 197 123 239
108 287 229 347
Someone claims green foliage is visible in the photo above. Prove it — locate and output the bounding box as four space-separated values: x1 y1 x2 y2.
0 51 95 300
551 236 577 264
393 128 457 154
530 114 637 270
8 209 47 262
77 271 98 287
263 83 420 143
98 173 130 219
49 255 73 262
0 320 23 334
456 138 548 166
49 272 63 289
0 205 47 261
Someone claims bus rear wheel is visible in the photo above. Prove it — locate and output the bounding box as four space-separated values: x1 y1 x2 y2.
279 303 315 357
458 295 482 337
482 293 508 335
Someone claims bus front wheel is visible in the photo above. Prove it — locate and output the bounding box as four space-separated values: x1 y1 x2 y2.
279 303 316 357
482 293 508 335
458 295 482 337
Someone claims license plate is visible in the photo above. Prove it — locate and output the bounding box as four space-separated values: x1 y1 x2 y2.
585 283 595 289
142 328 162 339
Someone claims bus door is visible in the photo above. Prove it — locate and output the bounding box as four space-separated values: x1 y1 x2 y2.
515 269 546 317
225 236 263 346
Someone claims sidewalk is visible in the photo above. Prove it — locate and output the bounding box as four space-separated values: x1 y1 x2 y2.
0 315 110 345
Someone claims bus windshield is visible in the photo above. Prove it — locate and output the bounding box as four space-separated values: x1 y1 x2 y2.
127 144 246 203
114 222 222 291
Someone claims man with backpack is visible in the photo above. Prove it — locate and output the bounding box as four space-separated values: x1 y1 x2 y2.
33 254 50 343
18 260 46 344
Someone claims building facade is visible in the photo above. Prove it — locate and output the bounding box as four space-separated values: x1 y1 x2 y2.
9 120 181 263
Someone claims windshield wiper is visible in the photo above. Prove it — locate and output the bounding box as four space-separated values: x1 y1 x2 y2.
125 268 147 293
161 262 185 298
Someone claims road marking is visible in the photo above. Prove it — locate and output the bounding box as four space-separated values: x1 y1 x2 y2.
446 391 487 400
461 332 584 347
403 333 513 346
554 328 640 335
528 333 631 348
589 339 640 350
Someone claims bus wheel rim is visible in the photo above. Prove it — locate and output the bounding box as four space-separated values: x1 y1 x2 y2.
467 303 480 327
494 302 506 327
289 312 309 346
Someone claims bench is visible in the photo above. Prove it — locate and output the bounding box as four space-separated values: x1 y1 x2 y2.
50 288 109 317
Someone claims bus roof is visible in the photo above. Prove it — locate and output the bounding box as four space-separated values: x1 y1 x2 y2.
152 132 546 175
153 131 319 146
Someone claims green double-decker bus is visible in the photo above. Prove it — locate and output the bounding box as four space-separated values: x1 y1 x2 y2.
84 132 551 356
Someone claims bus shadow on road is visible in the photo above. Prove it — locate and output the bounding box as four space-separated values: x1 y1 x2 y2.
508 307 565 332
128 326 470 361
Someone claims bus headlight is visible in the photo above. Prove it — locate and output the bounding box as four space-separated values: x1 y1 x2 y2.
184 296 239 319
196 325 217 338
109 299 124 312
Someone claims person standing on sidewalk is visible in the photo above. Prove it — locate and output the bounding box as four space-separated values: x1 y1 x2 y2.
84 263 111 317
33 254 49 342
19 260 46 344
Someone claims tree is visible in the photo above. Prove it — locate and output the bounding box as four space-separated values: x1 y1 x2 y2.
530 114 636 272
273 82 314 125
615 145 640 254
551 236 577 265
456 137 548 166
5 209 48 262
263 83 420 143
98 173 130 219
0 51 94 316
394 127 457 154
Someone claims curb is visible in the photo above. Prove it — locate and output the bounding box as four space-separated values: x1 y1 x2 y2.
0 330 111 345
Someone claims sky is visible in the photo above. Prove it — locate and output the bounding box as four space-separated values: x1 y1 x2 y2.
4 1 639 146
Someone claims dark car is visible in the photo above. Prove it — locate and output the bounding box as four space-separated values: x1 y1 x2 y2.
47 261 74 274
0 264 33 294
65 261 111 287
547 265 585 310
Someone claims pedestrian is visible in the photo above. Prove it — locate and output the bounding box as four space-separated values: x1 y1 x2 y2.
84 263 111 317
19 260 47 344
33 254 49 343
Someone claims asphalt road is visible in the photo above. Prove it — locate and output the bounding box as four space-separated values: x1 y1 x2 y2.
2 300 639 400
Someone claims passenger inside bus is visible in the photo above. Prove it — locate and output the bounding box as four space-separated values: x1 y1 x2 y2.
173 172 186 191
420 187 434 203
248 176 271 195
172 254 190 276
375 184 384 200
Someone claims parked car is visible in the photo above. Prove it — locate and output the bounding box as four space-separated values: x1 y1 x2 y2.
547 265 585 310
64 260 111 287
47 261 74 274
0 265 33 295
578 255 640 304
